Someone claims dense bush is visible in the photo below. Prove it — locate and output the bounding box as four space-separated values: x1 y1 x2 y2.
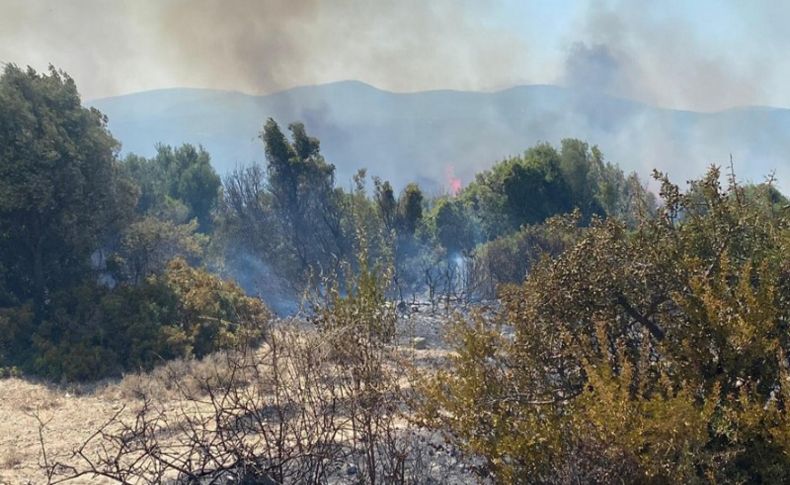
425 168 790 482
472 212 583 296
0 258 270 381
0 65 272 382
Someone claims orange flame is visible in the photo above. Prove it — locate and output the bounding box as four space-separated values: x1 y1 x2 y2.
445 165 462 196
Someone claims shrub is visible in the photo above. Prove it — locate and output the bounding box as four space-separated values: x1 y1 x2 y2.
5 258 270 381
424 168 790 482
472 212 582 296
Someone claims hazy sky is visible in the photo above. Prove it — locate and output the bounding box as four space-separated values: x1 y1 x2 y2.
1 0 788 111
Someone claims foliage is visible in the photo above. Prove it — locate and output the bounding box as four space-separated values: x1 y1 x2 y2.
425 167 790 482
425 197 480 255
313 236 397 344
472 211 583 295
110 216 206 284
216 119 352 287
1 258 270 381
215 125 658 308
123 144 221 231
462 143 571 238
588 145 657 226
373 176 397 233
397 182 425 237
262 118 348 277
462 139 654 241
0 64 136 319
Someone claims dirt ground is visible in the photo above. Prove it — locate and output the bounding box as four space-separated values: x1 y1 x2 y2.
0 310 472 484
0 377 134 484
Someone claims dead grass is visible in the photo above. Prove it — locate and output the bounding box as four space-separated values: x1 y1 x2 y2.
0 447 22 471
0 376 124 484
0 315 458 484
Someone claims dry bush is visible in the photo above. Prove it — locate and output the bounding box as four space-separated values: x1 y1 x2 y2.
112 350 242 401
35 323 473 484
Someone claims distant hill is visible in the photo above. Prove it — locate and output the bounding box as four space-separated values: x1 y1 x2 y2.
90 81 790 194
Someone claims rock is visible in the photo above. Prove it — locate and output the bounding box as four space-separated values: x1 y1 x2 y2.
346 464 358 476
412 337 427 349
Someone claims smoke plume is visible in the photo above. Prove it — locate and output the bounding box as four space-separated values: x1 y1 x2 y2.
0 0 535 99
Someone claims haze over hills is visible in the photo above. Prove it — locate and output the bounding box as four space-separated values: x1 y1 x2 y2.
90 81 790 193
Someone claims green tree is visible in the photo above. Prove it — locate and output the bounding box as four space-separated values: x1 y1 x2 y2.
559 139 595 211
123 144 221 231
373 177 397 233
396 182 424 236
462 143 574 238
502 150 572 226
0 64 135 320
260 118 346 278
430 198 478 254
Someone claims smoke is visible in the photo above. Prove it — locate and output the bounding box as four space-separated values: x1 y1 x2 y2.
0 1 160 100
156 0 538 96
562 42 630 95
0 0 535 100
549 1 790 192
559 1 769 111
224 250 302 316
3 0 788 113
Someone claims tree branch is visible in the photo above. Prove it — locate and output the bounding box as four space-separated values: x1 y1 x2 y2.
615 294 665 341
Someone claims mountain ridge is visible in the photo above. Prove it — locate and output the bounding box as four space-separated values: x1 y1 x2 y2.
93 81 790 114
89 81 790 194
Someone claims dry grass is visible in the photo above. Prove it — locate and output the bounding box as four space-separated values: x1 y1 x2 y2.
0 348 249 483
0 447 22 471
0 377 127 484
0 315 463 484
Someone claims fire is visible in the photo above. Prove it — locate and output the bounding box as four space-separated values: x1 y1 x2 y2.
445 165 462 196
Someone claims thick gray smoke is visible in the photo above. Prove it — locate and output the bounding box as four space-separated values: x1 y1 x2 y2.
2 0 789 111
154 0 534 96
562 42 629 95
560 1 770 112
0 0 534 99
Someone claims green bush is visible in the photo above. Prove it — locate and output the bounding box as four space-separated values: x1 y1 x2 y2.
472 212 582 295
1 258 270 382
424 168 790 482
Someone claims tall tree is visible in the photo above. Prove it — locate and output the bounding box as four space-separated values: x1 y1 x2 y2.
260 119 345 278
397 183 424 236
0 64 135 319
373 177 397 233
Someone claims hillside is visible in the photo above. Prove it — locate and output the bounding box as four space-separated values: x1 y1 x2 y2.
90 82 790 193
